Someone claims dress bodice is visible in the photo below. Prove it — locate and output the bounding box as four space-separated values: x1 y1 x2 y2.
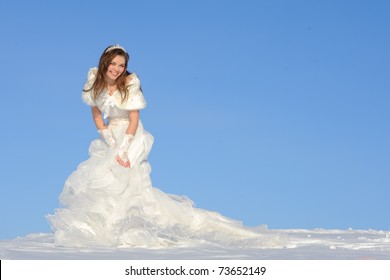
94 91 129 119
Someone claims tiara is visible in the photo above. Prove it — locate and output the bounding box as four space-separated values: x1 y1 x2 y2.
105 44 127 53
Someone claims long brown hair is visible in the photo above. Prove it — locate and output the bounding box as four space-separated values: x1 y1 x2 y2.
84 46 131 103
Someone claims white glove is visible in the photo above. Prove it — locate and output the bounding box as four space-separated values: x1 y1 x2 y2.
98 129 116 148
117 133 135 163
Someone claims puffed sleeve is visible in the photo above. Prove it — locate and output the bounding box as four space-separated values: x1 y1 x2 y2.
116 72 147 111
81 67 97 106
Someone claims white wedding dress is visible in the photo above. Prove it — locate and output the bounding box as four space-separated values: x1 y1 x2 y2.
47 68 285 248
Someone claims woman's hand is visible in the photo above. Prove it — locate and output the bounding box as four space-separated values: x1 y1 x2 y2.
98 128 116 148
116 155 131 168
116 133 134 168
115 110 139 168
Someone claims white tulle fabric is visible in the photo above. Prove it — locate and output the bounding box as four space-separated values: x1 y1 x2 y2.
47 70 285 248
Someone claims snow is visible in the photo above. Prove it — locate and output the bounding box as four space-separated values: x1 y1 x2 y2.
1 228 390 259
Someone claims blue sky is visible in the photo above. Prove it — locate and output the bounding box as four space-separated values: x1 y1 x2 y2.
0 0 389 240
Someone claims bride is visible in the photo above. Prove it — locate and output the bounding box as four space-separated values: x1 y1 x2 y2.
47 45 284 248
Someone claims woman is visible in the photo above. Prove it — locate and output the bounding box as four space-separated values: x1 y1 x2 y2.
47 45 284 248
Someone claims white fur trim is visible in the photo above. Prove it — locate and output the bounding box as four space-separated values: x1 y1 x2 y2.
81 67 97 106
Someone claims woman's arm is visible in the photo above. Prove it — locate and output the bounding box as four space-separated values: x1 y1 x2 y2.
91 106 106 130
117 110 140 168
126 110 140 135
91 106 116 147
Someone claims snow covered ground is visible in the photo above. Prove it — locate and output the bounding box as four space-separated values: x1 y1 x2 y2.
1 228 390 259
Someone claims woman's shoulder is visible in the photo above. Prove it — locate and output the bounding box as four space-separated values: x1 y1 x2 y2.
126 72 140 85
116 72 146 111
82 67 98 106
83 67 98 86
87 67 98 79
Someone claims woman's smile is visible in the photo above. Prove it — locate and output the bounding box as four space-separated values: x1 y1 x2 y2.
106 55 126 81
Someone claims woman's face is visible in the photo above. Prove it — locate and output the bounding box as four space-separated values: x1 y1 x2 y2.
106 55 126 82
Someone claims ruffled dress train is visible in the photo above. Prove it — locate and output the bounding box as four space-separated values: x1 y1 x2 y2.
47 119 284 248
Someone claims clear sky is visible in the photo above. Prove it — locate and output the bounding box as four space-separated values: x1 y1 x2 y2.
0 0 389 240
